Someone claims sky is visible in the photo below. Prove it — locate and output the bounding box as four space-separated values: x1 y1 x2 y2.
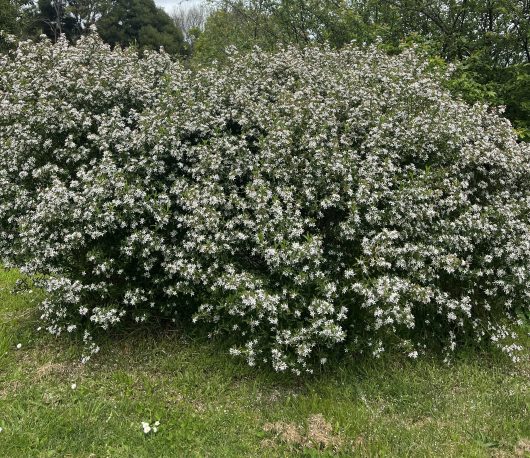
155 0 203 12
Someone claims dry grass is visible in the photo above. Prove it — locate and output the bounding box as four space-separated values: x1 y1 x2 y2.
263 414 345 451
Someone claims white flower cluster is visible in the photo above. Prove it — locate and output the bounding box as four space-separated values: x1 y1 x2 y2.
141 420 160 434
1 32 529 373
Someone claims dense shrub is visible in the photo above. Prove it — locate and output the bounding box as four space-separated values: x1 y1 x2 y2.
1 31 529 373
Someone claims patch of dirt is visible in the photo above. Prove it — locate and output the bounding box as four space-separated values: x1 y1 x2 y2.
263 421 304 446
411 416 434 428
496 440 530 458
515 439 530 456
34 360 84 381
35 362 68 378
0 308 34 324
260 438 278 449
191 399 207 413
263 413 343 451
307 414 343 449
0 380 22 399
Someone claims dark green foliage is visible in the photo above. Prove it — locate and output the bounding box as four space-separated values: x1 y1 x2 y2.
97 0 185 55
34 0 111 42
0 0 185 57
450 59 530 141
37 0 79 42
0 0 39 50
0 0 20 35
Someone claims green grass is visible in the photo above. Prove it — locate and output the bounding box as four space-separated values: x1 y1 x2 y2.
0 268 529 457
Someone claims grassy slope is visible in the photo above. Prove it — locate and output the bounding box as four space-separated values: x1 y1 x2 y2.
0 267 529 457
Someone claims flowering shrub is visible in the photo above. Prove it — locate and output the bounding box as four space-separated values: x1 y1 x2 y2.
1 32 529 373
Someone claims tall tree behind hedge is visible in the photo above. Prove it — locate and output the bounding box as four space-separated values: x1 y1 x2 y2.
0 0 22 53
37 0 79 41
0 0 40 49
97 0 185 55
171 4 208 55
199 0 529 64
195 0 352 60
0 0 22 36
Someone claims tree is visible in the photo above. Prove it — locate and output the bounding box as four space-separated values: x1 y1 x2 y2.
193 5 277 63
0 0 20 35
67 0 112 33
97 0 185 55
0 0 40 48
171 3 208 54
37 0 78 41
193 0 345 64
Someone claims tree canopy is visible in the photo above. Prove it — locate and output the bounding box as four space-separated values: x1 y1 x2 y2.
1 0 185 55
98 0 184 55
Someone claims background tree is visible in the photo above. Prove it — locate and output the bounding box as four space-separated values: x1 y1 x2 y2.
36 0 78 41
195 0 351 58
171 3 208 55
0 0 185 55
192 0 285 63
0 0 41 49
0 0 22 35
68 0 112 35
97 0 185 55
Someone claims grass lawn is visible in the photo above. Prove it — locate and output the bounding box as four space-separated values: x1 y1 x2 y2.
0 267 529 457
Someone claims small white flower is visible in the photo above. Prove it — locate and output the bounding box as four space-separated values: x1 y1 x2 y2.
141 420 159 434
71 383 77 390
408 351 418 359
16 343 22 349
0 427 3 433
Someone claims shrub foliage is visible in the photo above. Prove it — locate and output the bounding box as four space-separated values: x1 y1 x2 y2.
1 32 529 373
